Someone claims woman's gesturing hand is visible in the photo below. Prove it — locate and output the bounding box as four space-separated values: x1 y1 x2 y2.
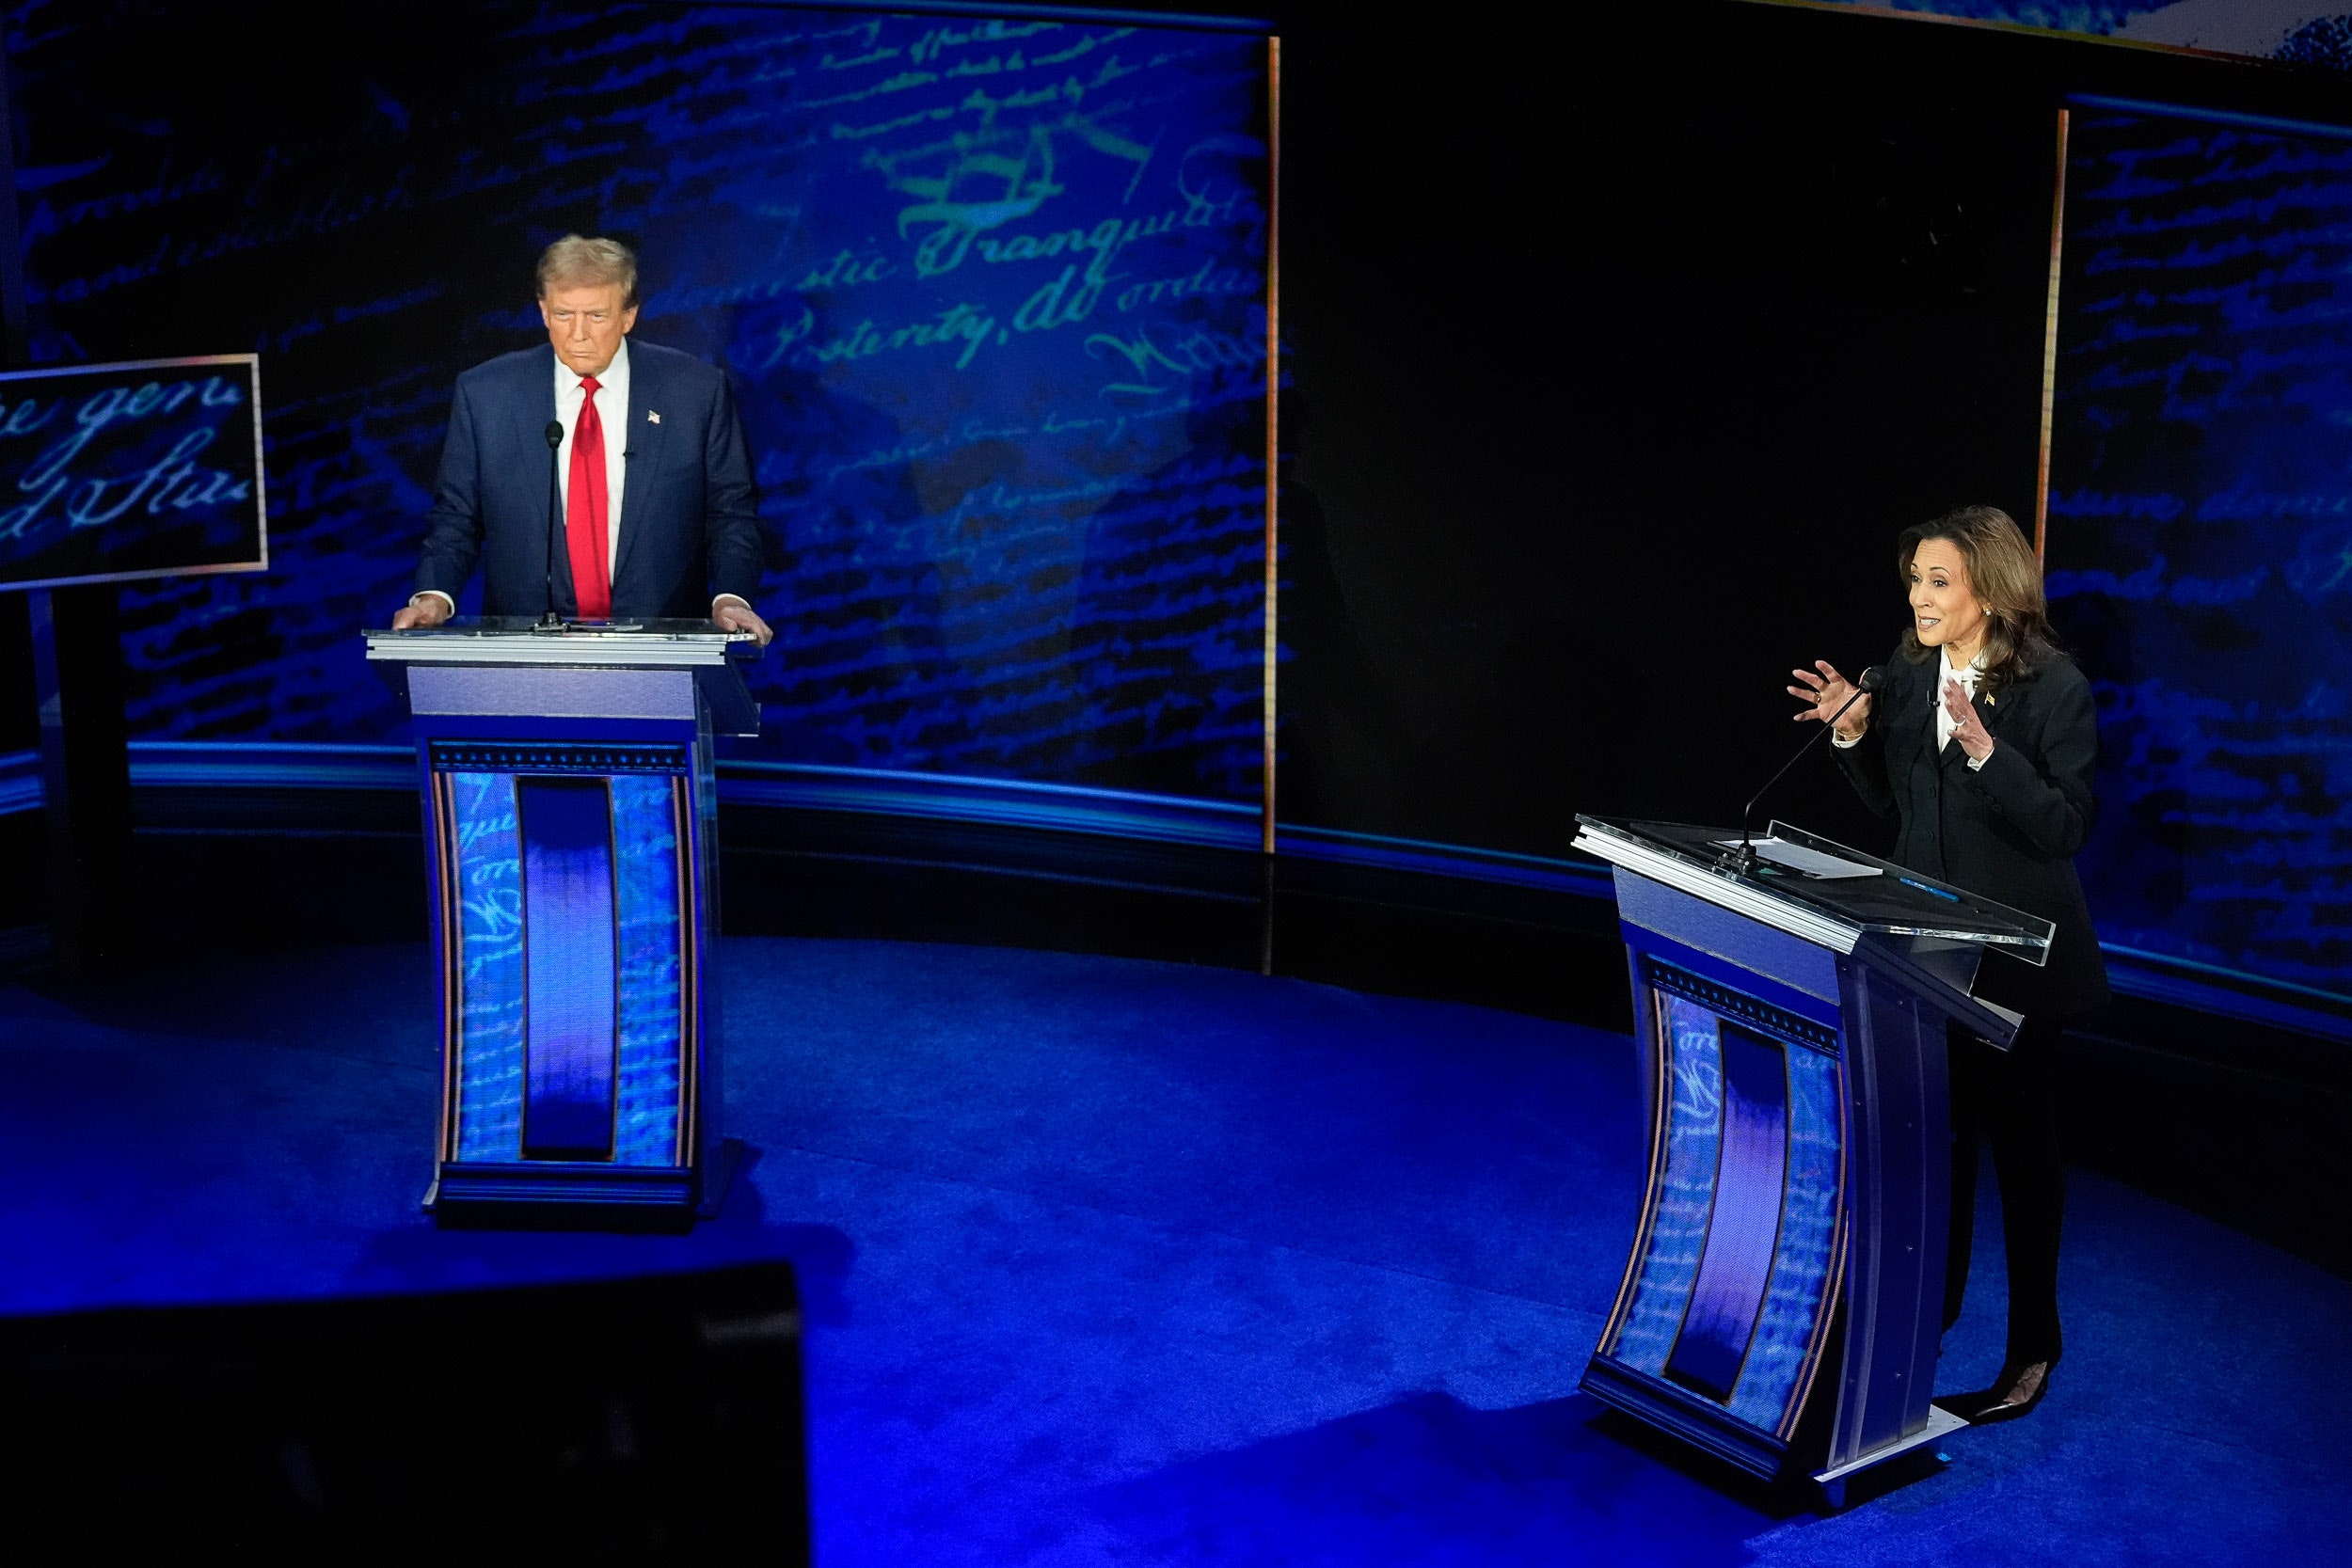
1788 660 1871 739
1942 676 1994 762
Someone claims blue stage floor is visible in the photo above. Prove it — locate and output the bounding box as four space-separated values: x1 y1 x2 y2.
4 937 2346 1563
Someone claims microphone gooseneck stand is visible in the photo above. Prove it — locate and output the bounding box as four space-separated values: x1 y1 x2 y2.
1735 665 1883 873
537 418 566 630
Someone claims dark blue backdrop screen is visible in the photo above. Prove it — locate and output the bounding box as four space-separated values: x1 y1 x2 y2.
10 3 1269 802
2048 103 2352 995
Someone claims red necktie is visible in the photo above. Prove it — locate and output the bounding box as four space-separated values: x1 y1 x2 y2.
565 375 612 619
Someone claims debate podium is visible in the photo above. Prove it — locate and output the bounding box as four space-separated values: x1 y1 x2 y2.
1571 816 2053 1505
365 620 761 1226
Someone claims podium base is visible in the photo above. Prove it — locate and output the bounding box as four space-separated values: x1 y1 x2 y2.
422 1141 748 1232
1814 1403 1966 1511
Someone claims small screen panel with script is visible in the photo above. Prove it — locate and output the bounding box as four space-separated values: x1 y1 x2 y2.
0 354 265 593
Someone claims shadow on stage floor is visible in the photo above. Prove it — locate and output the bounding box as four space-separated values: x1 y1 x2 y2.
1089 1392 1810 1565
343 1147 858 1330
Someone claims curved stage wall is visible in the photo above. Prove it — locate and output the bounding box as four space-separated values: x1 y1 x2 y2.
2 740 2345 1043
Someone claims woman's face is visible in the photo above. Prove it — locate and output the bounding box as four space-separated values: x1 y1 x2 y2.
1907 537 1989 656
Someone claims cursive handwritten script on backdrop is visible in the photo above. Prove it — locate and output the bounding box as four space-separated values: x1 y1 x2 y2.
0 356 263 591
13 7 1267 796
2047 104 2352 994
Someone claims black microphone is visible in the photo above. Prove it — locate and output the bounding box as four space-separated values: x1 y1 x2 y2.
538 419 565 629
1736 666 1884 872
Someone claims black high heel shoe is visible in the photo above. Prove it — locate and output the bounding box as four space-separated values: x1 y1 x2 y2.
1954 1358 2055 1425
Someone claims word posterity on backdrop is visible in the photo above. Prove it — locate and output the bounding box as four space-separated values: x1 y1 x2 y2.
12 4 1270 801
2045 101 2352 995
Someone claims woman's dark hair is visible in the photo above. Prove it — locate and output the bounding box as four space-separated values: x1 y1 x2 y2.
1897 505 2060 696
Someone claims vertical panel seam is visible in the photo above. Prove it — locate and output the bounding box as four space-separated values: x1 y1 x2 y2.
1261 34 1280 858
2035 107 2071 562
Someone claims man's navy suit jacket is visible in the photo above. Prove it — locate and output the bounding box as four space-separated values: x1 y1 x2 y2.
415 340 763 618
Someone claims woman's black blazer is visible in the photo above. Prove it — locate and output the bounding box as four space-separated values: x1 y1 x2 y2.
1834 648 2111 1020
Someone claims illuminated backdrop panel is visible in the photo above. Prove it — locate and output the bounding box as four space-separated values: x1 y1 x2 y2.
10 3 1270 801
2046 102 2352 993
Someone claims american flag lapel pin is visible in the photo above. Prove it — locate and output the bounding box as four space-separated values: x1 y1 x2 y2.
647 410 661 424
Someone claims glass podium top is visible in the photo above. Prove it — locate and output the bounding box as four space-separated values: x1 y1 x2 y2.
1574 815 2055 963
364 616 759 668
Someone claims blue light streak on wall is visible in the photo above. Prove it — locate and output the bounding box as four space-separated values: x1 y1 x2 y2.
11 5 1269 801
2047 103 2352 993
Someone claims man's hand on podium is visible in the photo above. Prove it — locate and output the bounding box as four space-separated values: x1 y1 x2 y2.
713 596 773 646
391 594 453 630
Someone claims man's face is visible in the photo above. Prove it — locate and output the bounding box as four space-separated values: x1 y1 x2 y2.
539 281 638 377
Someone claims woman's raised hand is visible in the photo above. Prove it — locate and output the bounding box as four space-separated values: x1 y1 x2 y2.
1941 676 1994 762
1788 660 1870 738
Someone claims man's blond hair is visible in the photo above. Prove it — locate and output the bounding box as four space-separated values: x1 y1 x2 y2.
536 234 639 306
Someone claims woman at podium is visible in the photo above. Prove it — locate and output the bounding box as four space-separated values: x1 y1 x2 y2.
1788 504 2108 1426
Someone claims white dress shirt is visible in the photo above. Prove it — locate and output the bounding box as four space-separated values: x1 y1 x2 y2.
555 336 630 580
1833 646 1989 769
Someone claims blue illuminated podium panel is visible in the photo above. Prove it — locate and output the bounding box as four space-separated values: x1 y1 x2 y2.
1605 961 1847 1433
368 622 759 1225
1572 817 2051 1502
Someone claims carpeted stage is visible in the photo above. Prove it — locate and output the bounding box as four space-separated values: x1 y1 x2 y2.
5 936 2346 1563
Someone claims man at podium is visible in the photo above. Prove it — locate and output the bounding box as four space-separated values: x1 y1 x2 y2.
391 234 771 642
